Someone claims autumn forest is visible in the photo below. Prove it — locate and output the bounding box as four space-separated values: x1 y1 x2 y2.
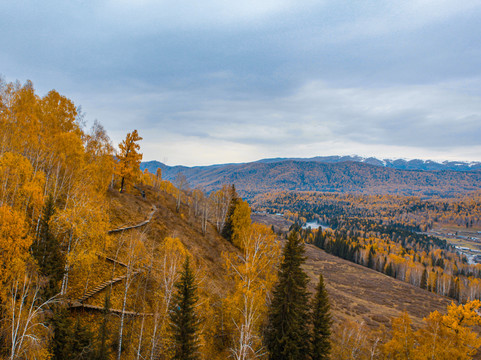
2 80 481 360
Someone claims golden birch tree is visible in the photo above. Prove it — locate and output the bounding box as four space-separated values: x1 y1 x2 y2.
224 222 281 360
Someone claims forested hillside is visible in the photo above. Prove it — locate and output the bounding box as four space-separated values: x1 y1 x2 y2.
142 159 481 199
143 156 481 175
2 80 481 359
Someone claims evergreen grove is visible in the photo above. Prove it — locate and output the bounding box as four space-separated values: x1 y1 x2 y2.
265 231 332 360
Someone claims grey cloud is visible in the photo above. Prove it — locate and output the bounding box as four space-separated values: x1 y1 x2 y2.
1 1 481 165
76 80 481 158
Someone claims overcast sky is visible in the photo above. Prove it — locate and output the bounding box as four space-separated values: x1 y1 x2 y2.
1 0 481 166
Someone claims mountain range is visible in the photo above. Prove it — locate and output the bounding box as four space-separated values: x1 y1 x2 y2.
256 156 481 171
140 156 481 198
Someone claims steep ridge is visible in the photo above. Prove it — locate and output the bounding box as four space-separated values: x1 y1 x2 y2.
142 155 481 174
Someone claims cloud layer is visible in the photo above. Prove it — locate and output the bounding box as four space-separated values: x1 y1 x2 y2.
1 0 480 165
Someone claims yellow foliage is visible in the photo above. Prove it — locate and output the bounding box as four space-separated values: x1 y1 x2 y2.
141 168 154 186
381 301 481 360
115 129 143 192
223 216 281 358
231 199 251 249
0 205 32 291
382 312 414 360
0 152 45 215
413 301 481 360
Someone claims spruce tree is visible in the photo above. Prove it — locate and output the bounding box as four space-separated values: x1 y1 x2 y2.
169 257 200 360
311 274 331 360
32 195 65 299
50 308 72 359
95 292 112 360
420 269 428 290
71 317 94 358
367 248 375 269
385 262 393 277
221 184 238 241
50 308 93 360
313 230 325 249
264 232 310 360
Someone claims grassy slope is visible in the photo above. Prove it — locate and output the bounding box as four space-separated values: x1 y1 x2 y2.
303 243 452 329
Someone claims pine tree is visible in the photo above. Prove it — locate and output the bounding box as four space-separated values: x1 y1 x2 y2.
50 308 72 360
385 262 393 277
264 232 310 360
221 184 238 242
95 293 111 360
50 308 93 360
314 230 325 249
71 317 94 358
420 268 428 290
367 247 375 269
32 195 64 300
169 257 200 360
311 273 331 360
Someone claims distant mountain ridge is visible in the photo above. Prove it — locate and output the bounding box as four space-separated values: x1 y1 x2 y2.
254 155 481 171
140 156 481 198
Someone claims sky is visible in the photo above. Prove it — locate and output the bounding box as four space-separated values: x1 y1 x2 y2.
1 0 481 166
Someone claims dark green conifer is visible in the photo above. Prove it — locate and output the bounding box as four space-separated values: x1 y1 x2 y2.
385 262 393 277
420 269 428 290
221 184 238 241
311 273 331 360
50 308 72 360
95 293 112 360
50 308 93 360
32 195 65 299
71 317 94 358
264 232 310 360
367 247 375 269
169 257 200 360
314 230 325 249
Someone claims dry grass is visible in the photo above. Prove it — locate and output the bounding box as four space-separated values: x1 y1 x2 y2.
251 213 294 233
303 243 452 330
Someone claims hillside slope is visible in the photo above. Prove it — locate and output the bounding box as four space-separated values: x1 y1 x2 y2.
89 185 453 333
303 244 451 329
141 160 481 198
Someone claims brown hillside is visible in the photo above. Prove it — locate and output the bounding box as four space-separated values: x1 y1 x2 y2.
303 243 452 329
